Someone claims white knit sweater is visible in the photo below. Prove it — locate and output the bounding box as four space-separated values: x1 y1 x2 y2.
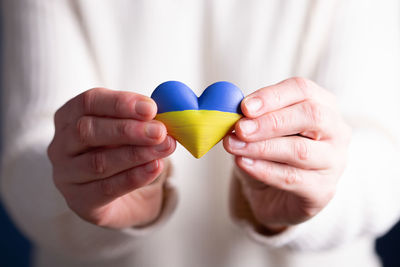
2 1 400 267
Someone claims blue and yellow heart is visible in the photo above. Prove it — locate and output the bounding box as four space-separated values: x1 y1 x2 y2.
151 81 244 158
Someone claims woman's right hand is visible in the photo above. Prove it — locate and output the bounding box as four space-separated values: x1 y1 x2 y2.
47 88 176 229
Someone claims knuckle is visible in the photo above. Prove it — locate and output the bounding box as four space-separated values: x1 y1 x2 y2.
127 146 140 163
304 101 323 128
268 113 283 132
91 151 106 175
47 142 55 161
260 163 274 182
47 139 62 163
271 88 281 104
259 140 274 156
284 167 300 186
262 88 281 108
121 169 141 189
293 139 310 161
54 109 63 125
112 95 125 114
117 121 131 139
259 140 268 155
53 106 70 131
77 116 94 145
291 77 312 98
82 88 98 114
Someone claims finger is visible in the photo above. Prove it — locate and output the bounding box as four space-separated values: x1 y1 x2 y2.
73 159 164 209
55 88 157 128
66 116 167 154
242 77 336 118
236 100 337 142
224 134 334 170
66 136 176 183
235 156 311 193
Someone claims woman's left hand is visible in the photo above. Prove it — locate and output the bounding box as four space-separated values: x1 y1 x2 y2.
223 77 352 232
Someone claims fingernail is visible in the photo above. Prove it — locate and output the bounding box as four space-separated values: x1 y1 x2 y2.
244 97 262 115
242 157 254 165
154 137 171 152
229 136 246 149
145 160 159 173
135 99 154 117
239 120 258 136
145 122 162 139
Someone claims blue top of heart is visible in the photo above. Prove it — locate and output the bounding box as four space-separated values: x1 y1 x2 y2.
151 81 244 114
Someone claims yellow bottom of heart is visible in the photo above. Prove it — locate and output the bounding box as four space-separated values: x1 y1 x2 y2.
155 110 242 158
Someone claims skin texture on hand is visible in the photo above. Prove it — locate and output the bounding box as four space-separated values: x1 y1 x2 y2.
223 77 352 232
47 88 176 229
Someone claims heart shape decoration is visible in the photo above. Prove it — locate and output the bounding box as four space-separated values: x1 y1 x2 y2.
151 81 244 158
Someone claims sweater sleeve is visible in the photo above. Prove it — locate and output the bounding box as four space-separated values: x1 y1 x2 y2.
0 0 177 260
230 0 400 250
